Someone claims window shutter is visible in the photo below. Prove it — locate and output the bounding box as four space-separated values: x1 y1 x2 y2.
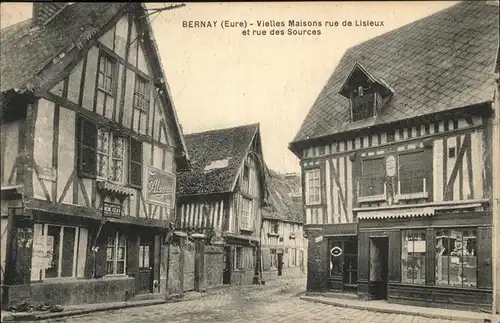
129 137 143 188
77 117 97 177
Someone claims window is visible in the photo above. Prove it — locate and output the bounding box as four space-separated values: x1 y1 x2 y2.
271 221 279 234
239 197 253 230
234 247 243 269
106 232 127 275
98 54 116 95
305 169 321 205
133 75 149 112
78 118 98 177
360 158 385 196
97 128 126 182
270 249 277 268
129 137 143 188
436 228 477 288
139 244 150 269
133 75 150 133
242 165 250 193
31 224 87 281
399 151 426 194
351 85 375 122
401 230 426 284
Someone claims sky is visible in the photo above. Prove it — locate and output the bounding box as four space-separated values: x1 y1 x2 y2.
0 1 459 174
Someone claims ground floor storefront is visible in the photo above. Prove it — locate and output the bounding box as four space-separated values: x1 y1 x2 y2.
261 246 306 282
305 208 494 312
222 235 259 286
1 207 171 308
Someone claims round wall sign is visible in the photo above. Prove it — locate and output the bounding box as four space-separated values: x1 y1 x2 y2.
331 246 343 257
386 155 396 177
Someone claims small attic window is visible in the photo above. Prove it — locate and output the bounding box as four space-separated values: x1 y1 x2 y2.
204 158 230 171
351 84 375 121
339 63 393 123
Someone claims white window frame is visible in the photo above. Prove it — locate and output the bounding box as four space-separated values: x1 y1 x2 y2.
97 128 126 183
106 232 127 276
31 224 83 281
305 168 321 205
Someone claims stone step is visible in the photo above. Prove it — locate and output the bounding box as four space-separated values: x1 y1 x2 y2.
305 291 359 301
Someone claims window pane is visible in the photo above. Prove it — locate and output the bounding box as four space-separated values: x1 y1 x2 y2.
361 158 385 196
117 261 125 275
436 229 450 285
399 152 426 194
330 241 342 277
462 230 477 287
61 227 76 277
45 226 61 278
402 230 426 284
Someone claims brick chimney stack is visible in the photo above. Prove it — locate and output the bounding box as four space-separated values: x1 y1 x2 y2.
32 2 69 26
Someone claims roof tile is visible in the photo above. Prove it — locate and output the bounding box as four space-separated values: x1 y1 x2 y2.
292 1 498 143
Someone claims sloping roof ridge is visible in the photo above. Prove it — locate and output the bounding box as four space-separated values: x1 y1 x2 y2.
185 122 259 137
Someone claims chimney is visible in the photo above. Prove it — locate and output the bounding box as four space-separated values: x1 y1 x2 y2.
32 2 68 26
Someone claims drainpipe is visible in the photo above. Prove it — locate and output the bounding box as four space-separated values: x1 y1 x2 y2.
492 72 500 316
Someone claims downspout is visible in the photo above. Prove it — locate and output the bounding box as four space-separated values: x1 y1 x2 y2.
492 72 500 316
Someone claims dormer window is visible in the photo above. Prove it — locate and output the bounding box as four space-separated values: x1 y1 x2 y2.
339 63 394 123
351 84 375 121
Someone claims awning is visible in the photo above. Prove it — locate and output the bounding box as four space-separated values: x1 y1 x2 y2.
357 206 435 220
97 181 135 197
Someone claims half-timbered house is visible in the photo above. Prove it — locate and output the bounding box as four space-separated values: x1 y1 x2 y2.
176 124 269 287
261 171 307 281
0 3 189 308
289 1 499 312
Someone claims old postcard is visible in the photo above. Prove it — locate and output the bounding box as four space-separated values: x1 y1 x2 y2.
0 1 499 322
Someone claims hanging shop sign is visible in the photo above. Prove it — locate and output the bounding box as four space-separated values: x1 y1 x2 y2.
331 246 343 257
146 166 175 208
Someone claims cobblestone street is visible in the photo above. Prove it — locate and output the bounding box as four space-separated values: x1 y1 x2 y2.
39 279 466 323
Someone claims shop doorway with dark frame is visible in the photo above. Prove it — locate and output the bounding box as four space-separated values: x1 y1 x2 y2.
369 236 389 300
329 237 358 292
138 236 154 294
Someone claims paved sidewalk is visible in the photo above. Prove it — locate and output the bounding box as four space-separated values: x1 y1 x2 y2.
0 277 305 322
300 295 499 323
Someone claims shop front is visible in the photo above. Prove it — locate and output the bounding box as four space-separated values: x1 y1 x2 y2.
356 203 492 311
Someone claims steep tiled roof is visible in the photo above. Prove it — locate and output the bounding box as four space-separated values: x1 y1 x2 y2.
177 124 260 196
0 3 191 170
262 170 304 224
0 3 126 93
291 1 499 145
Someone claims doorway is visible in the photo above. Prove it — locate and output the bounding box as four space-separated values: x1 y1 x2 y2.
138 238 154 294
328 237 358 292
223 246 231 284
277 253 283 276
369 237 389 300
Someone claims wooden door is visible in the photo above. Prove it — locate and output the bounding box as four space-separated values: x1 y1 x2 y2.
223 246 231 284
138 241 153 294
277 253 283 276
